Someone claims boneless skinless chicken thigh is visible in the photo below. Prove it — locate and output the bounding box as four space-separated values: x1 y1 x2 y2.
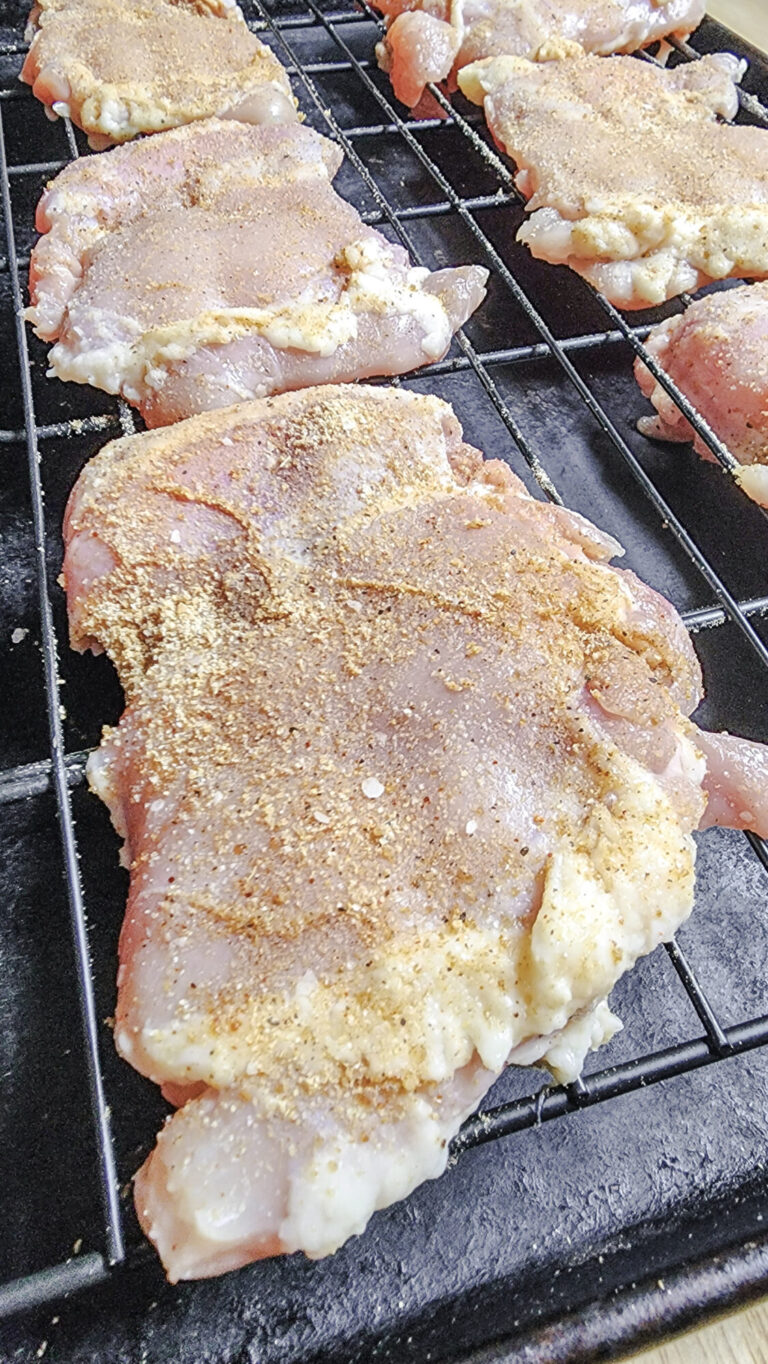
635 283 768 507
21 0 297 147
373 0 704 112
27 121 487 425
459 52 768 308
62 386 768 1280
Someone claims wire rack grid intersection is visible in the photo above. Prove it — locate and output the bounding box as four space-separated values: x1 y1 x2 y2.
1 0 768 1343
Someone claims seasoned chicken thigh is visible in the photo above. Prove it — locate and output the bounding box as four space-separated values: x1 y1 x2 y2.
27 121 487 425
21 0 297 147
459 52 768 308
63 385 768 1280
635 283 768 506
374 0 704 112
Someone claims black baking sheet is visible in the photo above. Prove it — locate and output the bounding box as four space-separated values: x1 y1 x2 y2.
1 3 768 1360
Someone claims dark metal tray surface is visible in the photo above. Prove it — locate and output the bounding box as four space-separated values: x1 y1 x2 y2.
0 2 767 1360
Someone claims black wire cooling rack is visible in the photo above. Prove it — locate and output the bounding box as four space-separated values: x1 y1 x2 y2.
1 1 768 1356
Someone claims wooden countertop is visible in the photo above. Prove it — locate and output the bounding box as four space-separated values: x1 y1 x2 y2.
706 0 765 47
628 5 765 1363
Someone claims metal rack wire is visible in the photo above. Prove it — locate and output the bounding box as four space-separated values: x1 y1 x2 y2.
1 0 768 1338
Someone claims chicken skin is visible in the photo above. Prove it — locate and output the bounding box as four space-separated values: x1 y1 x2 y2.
459 51 768 308
62 385 768 1280
374 0 704 113
21 0 297 148
635 283 768 506
27 121 487 425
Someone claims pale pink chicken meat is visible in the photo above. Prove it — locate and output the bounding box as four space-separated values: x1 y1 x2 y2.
27 121 487 426
21 0 297 148
635 283 768 506
62 385 768 1281
374 0 704 113
459 51 768 308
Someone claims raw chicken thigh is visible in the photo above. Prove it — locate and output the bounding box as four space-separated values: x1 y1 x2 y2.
63 385 768 1280
635 282 768 506
21 0 297 147
27 121 487 425
374 0 704 112
459 51 768 307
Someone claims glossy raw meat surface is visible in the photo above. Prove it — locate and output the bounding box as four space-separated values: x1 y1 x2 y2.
20 0 297 146
27 121 487 424
374 0 704 112
459 51 768 307
635 282 768 506
62 385 768 1280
